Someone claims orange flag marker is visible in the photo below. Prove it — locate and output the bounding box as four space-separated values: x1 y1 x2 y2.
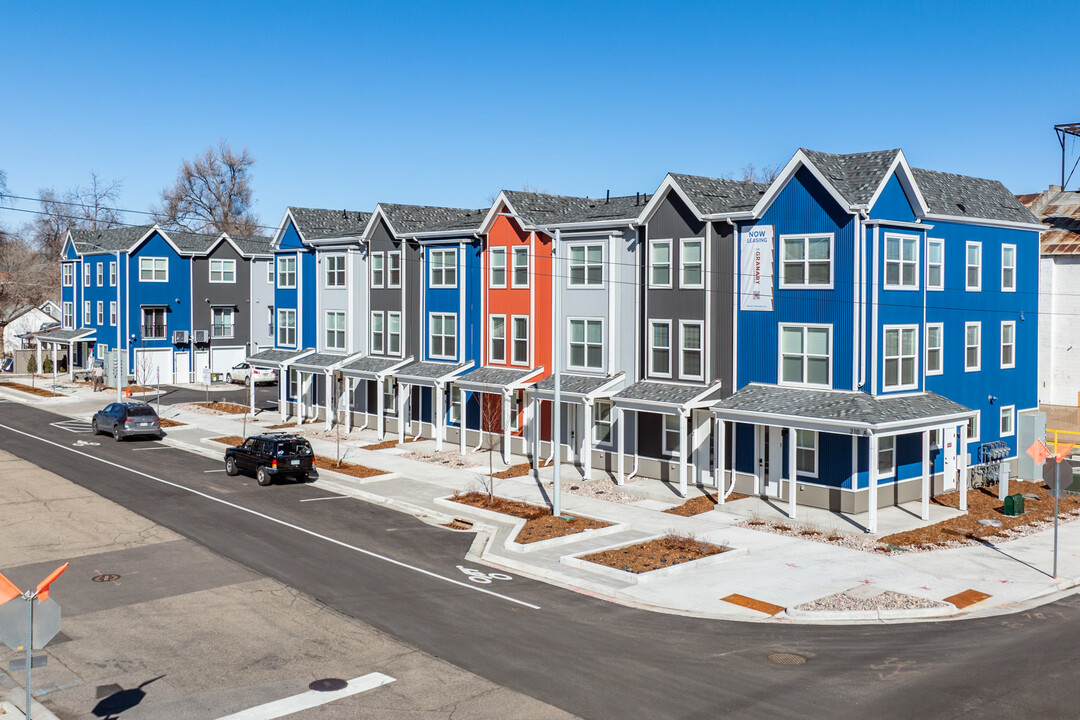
0 571 21 605
35 563 69 602
1027 440 1052 466
1055 444 1074 463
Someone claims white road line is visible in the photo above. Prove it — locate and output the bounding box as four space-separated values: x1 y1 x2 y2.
204 469 227 473
132 447 172 451
0 421 540 610
299 495 349 502
216 672 395 720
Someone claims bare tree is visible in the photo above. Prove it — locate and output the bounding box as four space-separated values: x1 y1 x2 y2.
482 394 504 501
0 236 53 321
28 174 125 258
739 163 782 184
153 142 259 236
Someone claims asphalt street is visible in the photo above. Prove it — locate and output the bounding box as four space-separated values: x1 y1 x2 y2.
2 399 1079 719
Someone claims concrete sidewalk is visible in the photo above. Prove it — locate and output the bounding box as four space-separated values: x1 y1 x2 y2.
4 378 1079 625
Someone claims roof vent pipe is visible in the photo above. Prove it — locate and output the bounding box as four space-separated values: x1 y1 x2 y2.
606 190 610 204
635 192 640 206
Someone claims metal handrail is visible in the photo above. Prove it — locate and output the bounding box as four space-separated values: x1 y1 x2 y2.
1047 428 1080 453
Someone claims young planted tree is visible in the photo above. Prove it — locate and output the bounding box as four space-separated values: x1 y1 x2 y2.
152 142 260 236
481 394 504 502
26 354 37 387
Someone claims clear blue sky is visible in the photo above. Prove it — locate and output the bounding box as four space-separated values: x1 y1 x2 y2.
1 0 1076 235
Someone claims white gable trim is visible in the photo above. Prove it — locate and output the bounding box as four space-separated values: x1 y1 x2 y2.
478 192 517 235
361 205 400 243
126 225 186 256
635 175 705 225
866 150 931 217
750 149 853 218
271 208 304 250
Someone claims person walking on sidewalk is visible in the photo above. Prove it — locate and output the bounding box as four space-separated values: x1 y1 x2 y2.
92 363 104 392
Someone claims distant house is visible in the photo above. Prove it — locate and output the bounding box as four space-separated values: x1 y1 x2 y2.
1 300 61 354
1020 185 1080 406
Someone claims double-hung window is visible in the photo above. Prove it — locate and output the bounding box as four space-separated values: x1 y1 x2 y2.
489 248 506 288
96 301 104 325
877 436 896 478
569 245 603 286
370 253 384 288
1001 244 1016 292
388 251 401 288
511 316 528 365
109 261 117 286
965 322 981 371
511 247 529 288
680 239 704 288
650 240 671 287
325 311 345 350
781 234 832 287
383 378 397 416
429 249 457 288
277 256 296 288
110 301 117 326
569 318 603 370
489 315 506 363
883 326 918 390
83 301 91 325
277 309 296 346
83 263 91 287
370 312 384 354
968 411 980 443
448 384 462 424
139 257 168 282
925 322 943 375
780 325 831 387
884 234 918 289
267 307 274 335
212 307 235 338
96 263 103 287
965 242 981 291
267 262 274 284
324 255 346 288
142 307 166 339
1000 406 1015 437
62 264 73 287
927 239 944 290
649 320 671 377
63 302 73 329
210 259 236 283
1001 321 1016 369
594 400 613 445
680 321 703 380
387 312 401 354
796 430 817 477
429 313 457 359
663 415 681 455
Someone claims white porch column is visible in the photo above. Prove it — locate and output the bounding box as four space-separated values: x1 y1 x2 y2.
297 372 307 425
788 426 798 520
677 410 688 498
582 399 593 480
278 368 288 421
731 423 738 496
501 391 511 465
249 370 256 416
921 429 931 521
868 433 879 534
36 342 43 373
51 345 58 385
377 378 386 439
324 371 334 431
958 422 969 512
434 383 445 451
715 418 726 500
398 382 408 444
615 405 625 485
531 397 540 474
458 386 467 455
345 378 353 432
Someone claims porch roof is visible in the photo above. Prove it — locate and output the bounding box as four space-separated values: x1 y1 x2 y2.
246 347 315 368
339 354 412 379
453 365 544 394
290 351 354 372
33 328 96 344
393 360 474 386
530 372 625 401
711 383 975 435
612 380 723 414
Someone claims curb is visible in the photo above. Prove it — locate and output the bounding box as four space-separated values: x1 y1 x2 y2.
559 537 748 586
783 604 960 623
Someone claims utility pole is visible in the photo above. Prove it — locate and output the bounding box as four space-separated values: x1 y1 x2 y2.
552 228 562 517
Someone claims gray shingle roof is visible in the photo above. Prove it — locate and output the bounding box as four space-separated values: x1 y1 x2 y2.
800 148 901 207
613 381 723 408
393 360 472 383
167 230 220 253
288 207 371 241
70 225 154 254
246 348 314 366
712 384 972 428
531 373 621 397
34 327 96 342
912 167 1039 225
379 204 486 236
339 355 405 376
546 195 646 225
454 366 540 390
668 174 769 215
291 352 349 370
227 234 274 256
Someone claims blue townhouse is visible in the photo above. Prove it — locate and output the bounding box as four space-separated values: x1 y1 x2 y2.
708 148 1043 531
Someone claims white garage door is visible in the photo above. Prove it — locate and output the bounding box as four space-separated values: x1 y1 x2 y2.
133 348 173 385
211 347 247 375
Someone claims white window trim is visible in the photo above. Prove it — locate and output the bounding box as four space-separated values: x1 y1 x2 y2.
779 233 834 290
511 246 529 289
277 256 297 289
778 323 833 389
882 324 919 391
324 254 346 289
489 248 507 289
429 248 458 289
593 399 613 446
965 241 982 292
488 314 506 364
63 302 73 329
925 322 944 376
429 312 457 361
679 238 705 289
883 233 920 291
267 262 274 284
965 321 981 372
649 239 672 289
83 263 90 287
387 251 402 289
141 307 167 339
96 301 103 325
662 414 681 456
325 310 346 351
968 411 981 443
1000 405 1015 437
209 258 237 284
567 243 604 288
110 301 117 326
510 314 529 366
212 307 236 339
509 392 521 432
877 435 896 479
795 429 819 479
139 257 169 283
448 384 462 425
926 238 944 291
109 261 117 287
96 262 103 287
370 311 384 354
277 308 297 347
679 320 705 381
1001 244 1017 293
567 317 604 371
1000 320 1016 369
648 319 672 378
369 252 384 289
63 264 74 287
387 311 402 355
83 301 91 325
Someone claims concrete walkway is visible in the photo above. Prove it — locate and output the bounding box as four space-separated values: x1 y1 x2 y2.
4 377 1079 625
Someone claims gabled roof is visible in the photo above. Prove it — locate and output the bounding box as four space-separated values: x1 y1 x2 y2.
369 203 485 239
667 174 768 216
913 167 1041 226
1019 186 1080 255
545 194 646 226
204 233 274 258
800 148 903 207
479 190 593 234
163 230 221 253
283 207 371 244
68 225 155 255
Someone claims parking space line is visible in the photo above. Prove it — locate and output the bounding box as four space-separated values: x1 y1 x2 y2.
299 495 349 502
132 447 172 451
216 672 395 719
204 469 227 473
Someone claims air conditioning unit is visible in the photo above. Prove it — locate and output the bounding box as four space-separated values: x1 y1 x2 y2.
172 330 190 345
193 330 210 344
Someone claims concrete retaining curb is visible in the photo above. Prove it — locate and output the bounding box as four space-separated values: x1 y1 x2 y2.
560 537 748 585
783 603 959 623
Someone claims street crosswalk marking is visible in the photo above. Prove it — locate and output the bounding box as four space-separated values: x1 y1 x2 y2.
216 672 395 719
49 420 94 434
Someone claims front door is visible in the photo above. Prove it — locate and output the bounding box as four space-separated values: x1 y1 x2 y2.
942 427 958 491
757 425 783 497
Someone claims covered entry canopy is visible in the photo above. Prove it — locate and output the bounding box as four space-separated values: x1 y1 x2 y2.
245 347 315 369
32 328 96 378
529 371 625 402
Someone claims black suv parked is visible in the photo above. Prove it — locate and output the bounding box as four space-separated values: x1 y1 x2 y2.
224 433 318 486
91 402 162 441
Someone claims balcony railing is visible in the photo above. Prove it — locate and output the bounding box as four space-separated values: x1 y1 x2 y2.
212 324 235 338
142 324 167 339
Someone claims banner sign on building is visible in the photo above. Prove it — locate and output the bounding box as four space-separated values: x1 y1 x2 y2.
740 225 774 311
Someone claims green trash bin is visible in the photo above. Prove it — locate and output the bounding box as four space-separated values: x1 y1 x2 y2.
1003 493 1024 517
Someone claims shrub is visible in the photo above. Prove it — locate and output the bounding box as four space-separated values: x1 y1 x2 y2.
26 355 37 375
42 357 53 374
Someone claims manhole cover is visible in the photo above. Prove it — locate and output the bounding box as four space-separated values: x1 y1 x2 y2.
978 519 1003 527
309 678 348 692
92 574 120 583
768 653 806 666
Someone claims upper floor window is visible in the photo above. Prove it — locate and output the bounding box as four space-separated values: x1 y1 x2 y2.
511 316 529 365
569 244 603 286
387 311 401 354
212 307 235 339
489 248 506 288
267 306 274 335
512 247 529 288
1001 321 1016 369
109 261 117 286
429 313 457 359
649 240 671 288
63 264 73 287
1000 405 1015 437
110 301 117 326
884 234 918 289
325 255 346 288
83 301 91 325
1001 244 1016 292
680 239 704 288
489 315 506 363
780 325 831 388
781 234 832 288
96 301 104 325
277 256 296 288
210 259 236 283
83 263 91 287
142 307 167 339
388 251 401 288
370 312 384 354
926 322 943 375
965 322 981 371
267 262 274 284
325 311 345 350
649 320 671 377
926 238 944 290
63 302 73 329
883 325 918 390
429 249 457 288
140 257 168 282
681 321 703 380
96 262 104 287
569 318 603 370
370 252 384 289
965 242 981 291
278 309 296 346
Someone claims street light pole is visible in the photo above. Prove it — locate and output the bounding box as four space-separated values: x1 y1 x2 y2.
552 228 562 517
115 249 122 404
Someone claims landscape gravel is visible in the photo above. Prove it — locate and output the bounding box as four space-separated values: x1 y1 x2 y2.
538 478 641 505
795 590 946 612
400 449 478 469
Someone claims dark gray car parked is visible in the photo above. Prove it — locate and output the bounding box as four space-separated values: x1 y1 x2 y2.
91 402 162 441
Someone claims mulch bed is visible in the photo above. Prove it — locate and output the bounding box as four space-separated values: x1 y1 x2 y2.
158 419 185 428
0 382 64 398
265 423 297 429
491 461 552 479
880 479 1080 549
207 436 386 478
209 436 246 447
450 491 611 544
663 491 749 516
195 401 251 414
361 438 420 451
581 534 726 573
